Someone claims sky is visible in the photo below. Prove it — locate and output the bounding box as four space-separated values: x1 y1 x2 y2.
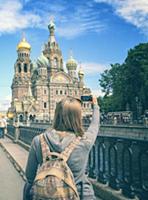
0 0 148 111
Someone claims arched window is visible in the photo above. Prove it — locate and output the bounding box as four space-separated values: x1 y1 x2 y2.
54 57 58 68
18 63 21 73
44 102 47 108
29 115 34 121
19 115 23 122
24 63 28 72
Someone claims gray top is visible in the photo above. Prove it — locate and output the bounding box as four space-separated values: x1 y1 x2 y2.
24 105 100 200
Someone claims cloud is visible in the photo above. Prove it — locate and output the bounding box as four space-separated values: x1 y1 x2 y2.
94 0 148 36
0 0 41 34
32 0 105 38
0 0 105 38
0 95 11 111
80 62 109 74
56 3 105 38
1 0 148 38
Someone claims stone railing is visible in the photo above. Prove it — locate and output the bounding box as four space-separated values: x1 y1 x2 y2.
7 125 148 200
100 124 148 140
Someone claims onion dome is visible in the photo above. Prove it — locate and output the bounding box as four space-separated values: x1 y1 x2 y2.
78 67 84 76
17 37 31 51
37 53 50 68
66 55 77 70
48 19 55 30
48 18 56 44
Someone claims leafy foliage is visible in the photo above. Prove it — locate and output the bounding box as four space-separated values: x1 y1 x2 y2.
99 43 148 115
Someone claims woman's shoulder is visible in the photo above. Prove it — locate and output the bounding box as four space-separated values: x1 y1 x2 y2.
31 134 42 149
80 135 92 147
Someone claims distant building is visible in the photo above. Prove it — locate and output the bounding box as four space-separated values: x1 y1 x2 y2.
8 20 92 124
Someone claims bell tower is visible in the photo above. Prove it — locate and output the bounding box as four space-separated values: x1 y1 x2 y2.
43 19 63 76
11 36 33 101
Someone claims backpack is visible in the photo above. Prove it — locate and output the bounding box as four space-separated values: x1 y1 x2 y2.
32 134 81 200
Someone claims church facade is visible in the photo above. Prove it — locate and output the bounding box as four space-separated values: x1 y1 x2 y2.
9 21 92 124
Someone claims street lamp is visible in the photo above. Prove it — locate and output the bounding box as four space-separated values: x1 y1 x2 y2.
135 96 139 123
7 111 14 119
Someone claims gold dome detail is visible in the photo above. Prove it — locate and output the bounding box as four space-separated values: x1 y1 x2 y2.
67 56 77 65
66 49 77 70
17 37 31 51
78 68 84 76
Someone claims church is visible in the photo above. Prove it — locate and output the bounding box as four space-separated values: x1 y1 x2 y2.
8 20 92 124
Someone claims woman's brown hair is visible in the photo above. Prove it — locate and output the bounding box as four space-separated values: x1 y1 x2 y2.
53 97 84 136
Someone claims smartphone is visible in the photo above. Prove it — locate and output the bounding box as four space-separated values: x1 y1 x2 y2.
81 95 92 102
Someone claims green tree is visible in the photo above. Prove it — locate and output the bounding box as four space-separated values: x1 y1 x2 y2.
99 63 124 112
99 43 148 115
123 43 148 115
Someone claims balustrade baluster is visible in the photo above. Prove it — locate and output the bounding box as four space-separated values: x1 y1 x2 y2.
122 141 135 198
89 145 96 178
97 138 107 184
108 138 120 190
138 144 148 200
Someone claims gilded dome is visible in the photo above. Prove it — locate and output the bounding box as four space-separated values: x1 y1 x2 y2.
66 56 77 70
17 37 31 51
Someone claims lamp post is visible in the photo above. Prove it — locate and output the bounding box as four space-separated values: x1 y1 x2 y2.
135 96 138 123
7 111 14 119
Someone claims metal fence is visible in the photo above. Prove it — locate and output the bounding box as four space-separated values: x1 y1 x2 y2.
7 125 15 138
19 126 46 145
88 136 148 200
7 125 148 200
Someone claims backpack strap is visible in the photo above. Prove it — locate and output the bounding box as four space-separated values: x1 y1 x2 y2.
40 134 51 163
61 136 81 162
40 133 81 163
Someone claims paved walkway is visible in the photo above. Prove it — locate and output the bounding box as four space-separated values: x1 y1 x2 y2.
0 137 28 179
0 137 102 200
0 146 24 200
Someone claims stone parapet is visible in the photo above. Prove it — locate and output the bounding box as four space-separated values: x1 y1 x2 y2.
100 125 148 140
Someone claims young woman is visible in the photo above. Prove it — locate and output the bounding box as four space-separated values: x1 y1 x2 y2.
23 96 100 200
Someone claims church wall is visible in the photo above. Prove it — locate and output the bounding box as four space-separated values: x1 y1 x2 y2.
12 86 28 101
33 85 49 120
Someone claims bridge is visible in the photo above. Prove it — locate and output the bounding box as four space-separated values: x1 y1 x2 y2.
0 124 148 200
